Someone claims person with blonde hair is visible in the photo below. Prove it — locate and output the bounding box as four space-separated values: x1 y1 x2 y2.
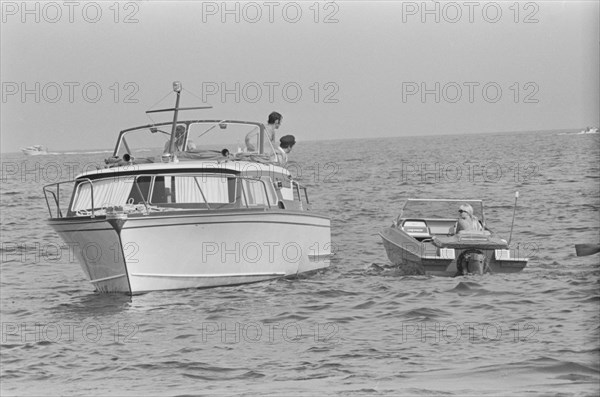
455 203 483 234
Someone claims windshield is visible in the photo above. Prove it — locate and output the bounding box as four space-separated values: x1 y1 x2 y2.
401 199 484 220
114 120 274 161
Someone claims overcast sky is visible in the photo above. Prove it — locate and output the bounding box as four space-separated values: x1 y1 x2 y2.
1 0 598 152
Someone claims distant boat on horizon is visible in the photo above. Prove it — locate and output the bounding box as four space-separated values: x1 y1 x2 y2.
578 127 599 134
557 127 599 136
21 145 48 155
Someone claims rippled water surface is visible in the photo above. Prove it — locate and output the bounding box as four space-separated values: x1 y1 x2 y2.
1 131 599 396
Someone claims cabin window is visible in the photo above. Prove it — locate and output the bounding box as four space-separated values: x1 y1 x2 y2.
240 177 277 207
127 176 151 204
150 175 236 205
71 176 135 211
150 176 166 203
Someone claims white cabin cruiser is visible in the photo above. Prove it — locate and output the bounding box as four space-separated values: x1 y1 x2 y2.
43 82 332 294
578 127 598 134
21 145 47 155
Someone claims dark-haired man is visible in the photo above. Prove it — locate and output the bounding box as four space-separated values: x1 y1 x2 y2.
245 111 283 152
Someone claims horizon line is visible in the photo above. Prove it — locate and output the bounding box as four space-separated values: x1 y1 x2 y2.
0 127 595 155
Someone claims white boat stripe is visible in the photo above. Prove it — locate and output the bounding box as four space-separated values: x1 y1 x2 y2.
130 272 286 278
55 219 329 233
308 253 333 259
89 274 127 283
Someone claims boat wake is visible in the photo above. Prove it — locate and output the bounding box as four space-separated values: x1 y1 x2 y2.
57 150 114 155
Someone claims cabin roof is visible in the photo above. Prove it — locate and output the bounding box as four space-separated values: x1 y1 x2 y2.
75 160 291 180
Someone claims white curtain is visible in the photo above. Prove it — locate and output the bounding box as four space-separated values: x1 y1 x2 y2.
71 177 135 211
241 178 277 207
174 176 230 203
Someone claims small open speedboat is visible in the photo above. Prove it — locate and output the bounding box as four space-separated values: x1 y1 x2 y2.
21 145 47 155
379 199 528 276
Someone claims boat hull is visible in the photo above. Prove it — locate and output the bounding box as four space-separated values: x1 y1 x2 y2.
380 227 527 276
49 210 331 294
22 150 48 156
49 218 131 292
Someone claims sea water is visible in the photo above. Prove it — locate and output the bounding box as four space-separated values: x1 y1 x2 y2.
1 131 598 396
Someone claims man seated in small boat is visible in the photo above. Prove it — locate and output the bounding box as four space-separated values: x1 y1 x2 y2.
245 111 282 152
163 125 196 153
454 203 484 234
275 135 295 165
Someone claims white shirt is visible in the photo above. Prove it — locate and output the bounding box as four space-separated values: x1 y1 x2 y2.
276 147 288 165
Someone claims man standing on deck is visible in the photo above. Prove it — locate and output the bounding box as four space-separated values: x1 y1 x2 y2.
245 111 283 152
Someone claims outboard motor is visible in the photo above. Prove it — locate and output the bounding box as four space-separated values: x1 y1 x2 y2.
456 249 486 276
466 252 485 275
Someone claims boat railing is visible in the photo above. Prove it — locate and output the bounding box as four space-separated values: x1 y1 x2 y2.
292 182 310 210
112 120 272 163
43 178 95 219
237 175 274 210
43 174 278 219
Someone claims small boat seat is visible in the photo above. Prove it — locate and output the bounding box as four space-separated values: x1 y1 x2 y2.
401 219 431 240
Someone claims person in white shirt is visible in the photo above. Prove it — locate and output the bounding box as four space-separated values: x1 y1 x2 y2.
276 135 295 165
